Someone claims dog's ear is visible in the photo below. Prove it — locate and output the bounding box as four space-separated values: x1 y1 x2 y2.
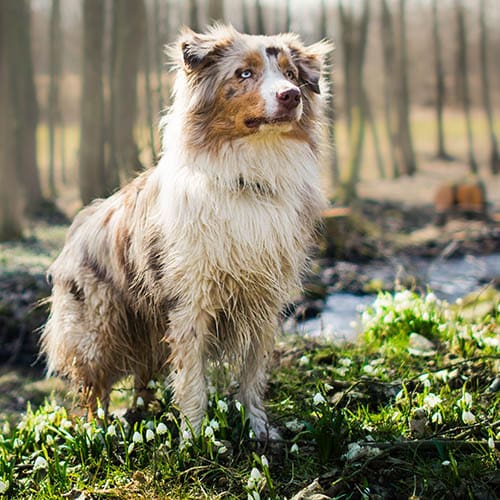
289 40 333 95
179 25 234 72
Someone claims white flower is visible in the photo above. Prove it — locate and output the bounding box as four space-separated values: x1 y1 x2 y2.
46 434 54 446
425 293 437 304
0 479 9 494
339 357 352 367
248 491 261 500
60 418 72 429
146 380 156 389
460 392 473 407
285 419 304 432
145 429 155 442
156 422 168 435
136 396 145 407
106 424 117 437
383 311 395 324
290 443 299 453
210 419 220 431
96 407 105 420
488 437 495 449
442 460 450 466
260 455 269 468
246 467 262 489
13 438 23 448
313 392 326 406
462 410 476 425
431 411 443 424
182 430 192 441
218 445 228 454
299 355 309 366
204 425 214 438
455 298 463 306
423 393 442 409
127 443 134 454
33 456 48 471
249 429 255 439
217 400 228 413
235 400 242 412
132 431 143 444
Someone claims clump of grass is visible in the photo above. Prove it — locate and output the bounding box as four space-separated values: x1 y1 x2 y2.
0 288 499 499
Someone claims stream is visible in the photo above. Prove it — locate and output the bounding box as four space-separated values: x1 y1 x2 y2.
287 253 500 342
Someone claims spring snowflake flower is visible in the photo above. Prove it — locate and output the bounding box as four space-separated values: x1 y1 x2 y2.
425 293 437 304
33 456 48 471
339 357 352 367
423 393 442 409
60 418 72 429
248 491 261 500
135 396 145 407
147 380 156 389
431 411 443 424
13 438 23 448
46 434 54 445
313 392 326 405
106 424 117 437
145 429 155 442
299 355 310 366
182 430 192 441
249 429 256 439
96 407 105 420
247 468 263 489
132 431 143 444
156 422 168 435
217 400 228 413
209 419 220 431
488 437 495 449
261 455 269 468
204 425 214 438
442 460 450 466
459 392 473 407
127 443 134 454
235 400 243 412
462 410 476 425
0 479 9 494
290 443 299 453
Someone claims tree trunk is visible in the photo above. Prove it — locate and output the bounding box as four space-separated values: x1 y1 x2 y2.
285 0 292 32
143 5 157 165
455 0 478 174
8 0 44 214
432 0 451 160
188 0 199 32
255 0 265 35
0 2 23 240
338 1 354 133
380 0 399 178
396 0 417 176
48 0 62 199
79 0 106 205
109 0 146 185
208 0 224 23
479 0 500 174
153 0 164 113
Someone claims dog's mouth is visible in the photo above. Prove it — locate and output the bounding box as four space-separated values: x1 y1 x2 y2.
244 115 296 129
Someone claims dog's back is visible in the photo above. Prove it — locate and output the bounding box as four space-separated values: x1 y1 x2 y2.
42 25 331 437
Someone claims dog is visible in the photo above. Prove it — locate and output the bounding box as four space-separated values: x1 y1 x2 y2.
41 25 330 439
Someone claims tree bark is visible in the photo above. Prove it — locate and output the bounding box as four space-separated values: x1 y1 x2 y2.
479 0 500 174
432 0 452 160
48 0 62 199
0 2 23 240
7 0 44 214
396 0 417 176
79 0 106 205
109 0 146 185
380 0 399 177
455 0 478 174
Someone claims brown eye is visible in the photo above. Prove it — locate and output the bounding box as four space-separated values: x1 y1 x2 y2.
239 69 253 79
286 70 296 80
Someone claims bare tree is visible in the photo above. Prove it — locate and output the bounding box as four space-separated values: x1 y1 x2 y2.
79 0 106 205
432 0 452 160
255 0 266 35
455 0 478 174
109 0 146 184
208 0 224 23
153 0 165 113
8 0 44 214
0 2 23 240
188 0 200 31
479 0 499 174
143 4 157 164
48 0 62 199
380 0 399 177
396 0 417 176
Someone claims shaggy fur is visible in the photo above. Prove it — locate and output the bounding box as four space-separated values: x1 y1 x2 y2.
41 25 331 439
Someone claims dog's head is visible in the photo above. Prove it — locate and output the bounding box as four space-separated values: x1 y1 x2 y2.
169 25 332 152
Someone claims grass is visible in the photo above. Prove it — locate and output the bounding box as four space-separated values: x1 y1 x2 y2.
0 288 499 499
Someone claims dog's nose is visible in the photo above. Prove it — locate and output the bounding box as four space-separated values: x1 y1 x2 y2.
276 87 301 110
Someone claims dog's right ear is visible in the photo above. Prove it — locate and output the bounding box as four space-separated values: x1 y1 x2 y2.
179 26 233 72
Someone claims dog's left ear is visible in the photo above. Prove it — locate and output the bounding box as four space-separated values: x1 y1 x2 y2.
289 41 333 94
178 25 234 71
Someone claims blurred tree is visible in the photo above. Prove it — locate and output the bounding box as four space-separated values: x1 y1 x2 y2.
432 0 452 161
188 0 199 31
285 0 292 32
242 0 251 34
396 0 417 176
455 0 478 174
208 0 224 23
143 5 157 164
339 0 370 201
153 0 165 113
479 0 499 175
48 0 62 199
79 0 106 205
0 2 23 240
380 0 399 178
109 0 146 184
7 0 44 214
255 0 266 35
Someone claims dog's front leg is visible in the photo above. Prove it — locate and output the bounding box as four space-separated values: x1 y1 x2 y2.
169 311 210 437
237 325 281 441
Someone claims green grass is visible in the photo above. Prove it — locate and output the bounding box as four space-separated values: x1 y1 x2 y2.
0 288 499 499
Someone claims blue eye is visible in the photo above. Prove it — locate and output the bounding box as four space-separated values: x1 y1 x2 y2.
240 69 253 79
